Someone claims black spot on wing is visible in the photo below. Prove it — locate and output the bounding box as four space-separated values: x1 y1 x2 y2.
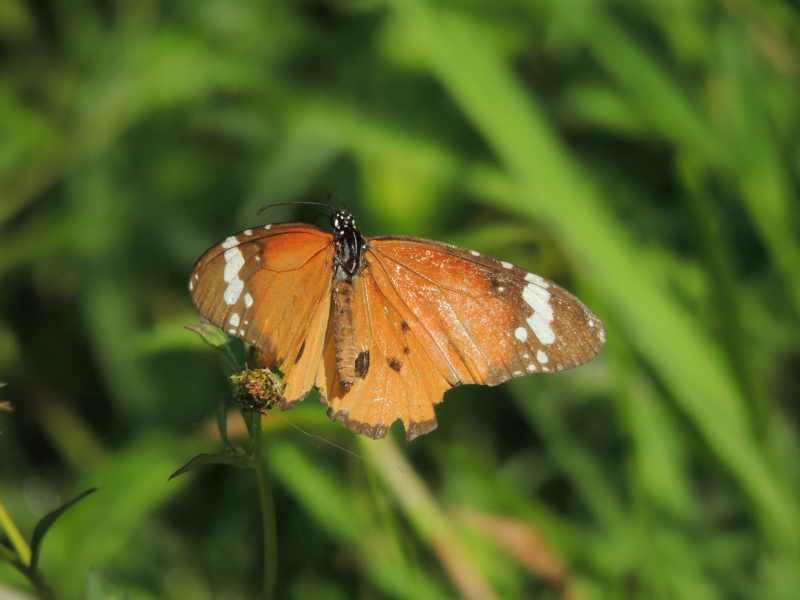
355 350 370 379
388 357 402 372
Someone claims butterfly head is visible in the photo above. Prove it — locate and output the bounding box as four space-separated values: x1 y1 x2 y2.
331 209 357 236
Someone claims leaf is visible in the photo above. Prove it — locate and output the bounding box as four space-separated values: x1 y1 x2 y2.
30 487 98 570
184 322 229 349
42 436 190 595
185 321 241 374
168 451 252 481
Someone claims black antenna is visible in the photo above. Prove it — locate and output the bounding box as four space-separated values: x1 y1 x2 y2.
257 201 334 216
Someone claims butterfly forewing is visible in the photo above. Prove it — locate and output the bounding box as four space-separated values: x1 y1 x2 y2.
190 224 335 405
367 237 605 385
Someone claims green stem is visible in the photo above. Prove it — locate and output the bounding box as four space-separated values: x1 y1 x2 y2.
0 497 31 566
28 569 56 600
248 412 277 600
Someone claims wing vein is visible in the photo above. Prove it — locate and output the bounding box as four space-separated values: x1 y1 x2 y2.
196 229 331 275
370 246 485 299
369 248 499 381
365 250 460 383
371 238 553 291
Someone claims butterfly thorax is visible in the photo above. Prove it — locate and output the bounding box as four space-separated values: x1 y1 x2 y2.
332 209 366 282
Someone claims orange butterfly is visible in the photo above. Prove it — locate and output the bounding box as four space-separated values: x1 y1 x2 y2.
189 209 605 440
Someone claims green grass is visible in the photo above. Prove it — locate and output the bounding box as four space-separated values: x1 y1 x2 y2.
1 1 799 598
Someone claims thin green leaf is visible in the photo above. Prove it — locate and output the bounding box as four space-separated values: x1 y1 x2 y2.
184 322 241 374
168 451 252 481
30 487 98 569
184 322 229 350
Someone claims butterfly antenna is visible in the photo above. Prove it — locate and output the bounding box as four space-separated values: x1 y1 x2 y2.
285 419 364 461
257 201 334 217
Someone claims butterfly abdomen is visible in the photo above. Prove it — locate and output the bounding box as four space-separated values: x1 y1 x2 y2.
332 280 361 391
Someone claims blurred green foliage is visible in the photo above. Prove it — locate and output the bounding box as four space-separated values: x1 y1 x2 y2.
2 0 799 598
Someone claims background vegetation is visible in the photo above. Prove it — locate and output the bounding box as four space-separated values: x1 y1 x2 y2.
2 1 799 598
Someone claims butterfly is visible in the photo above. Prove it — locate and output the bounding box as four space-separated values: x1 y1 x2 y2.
189 209 606 440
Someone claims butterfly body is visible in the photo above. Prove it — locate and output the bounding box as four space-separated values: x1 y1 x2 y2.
190 209 606 440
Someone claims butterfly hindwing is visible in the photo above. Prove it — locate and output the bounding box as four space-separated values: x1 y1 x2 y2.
190 224 335 405
317 266 450 440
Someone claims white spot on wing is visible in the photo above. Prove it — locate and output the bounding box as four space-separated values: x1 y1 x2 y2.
537 349 549 364
244 292 254 308
188 279 193 291
513 370 523 377
224 279 244 305
244 229 253 236
224 248 245 282
222 236 238 249
470 250 480 257
501 261 513 269
264 224 272 230
229 313 240 326
223 246 246 305
522 282 556 345
526 363 536 373
525 272 550 288
514 327 528 342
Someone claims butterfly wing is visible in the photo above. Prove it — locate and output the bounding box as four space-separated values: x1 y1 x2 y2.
318 236 605 440
190 224 335 405
369 236 605 382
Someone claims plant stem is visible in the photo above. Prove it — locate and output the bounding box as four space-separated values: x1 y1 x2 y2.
0 497 31 567
29 569 55 600
248 412 277 600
